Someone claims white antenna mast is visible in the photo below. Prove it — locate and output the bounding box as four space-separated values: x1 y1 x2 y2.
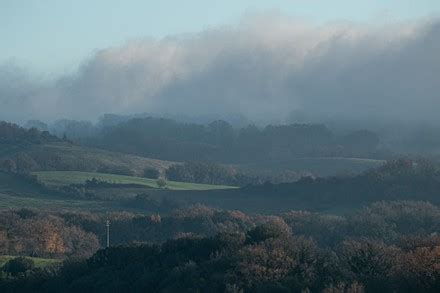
106 219 110 248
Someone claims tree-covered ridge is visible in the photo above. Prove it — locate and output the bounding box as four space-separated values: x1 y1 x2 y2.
0 122 59 145
86 117 382 162
0 118 383 179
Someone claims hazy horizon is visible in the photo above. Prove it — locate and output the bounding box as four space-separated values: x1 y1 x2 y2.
1 2 440 126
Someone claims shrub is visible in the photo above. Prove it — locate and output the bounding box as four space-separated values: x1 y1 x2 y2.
156 178 167 188
2 257 35 277
143 167 160 179
247 219 292 244
96 165 134 176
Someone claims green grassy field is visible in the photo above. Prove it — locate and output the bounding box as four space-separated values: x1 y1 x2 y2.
0 255 60 268
0 170 236 213
239 157 385 177
33 171 237 191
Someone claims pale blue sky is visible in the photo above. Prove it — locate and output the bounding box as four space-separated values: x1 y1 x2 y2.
1 0 439 76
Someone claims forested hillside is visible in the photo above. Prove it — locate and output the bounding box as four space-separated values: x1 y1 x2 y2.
3 201 440 292
0 121 174 176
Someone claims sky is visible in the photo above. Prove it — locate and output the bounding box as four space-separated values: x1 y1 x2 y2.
1 0 440 76
1 1 440 125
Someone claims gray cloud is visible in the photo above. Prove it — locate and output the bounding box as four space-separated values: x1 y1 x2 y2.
1 14 439 125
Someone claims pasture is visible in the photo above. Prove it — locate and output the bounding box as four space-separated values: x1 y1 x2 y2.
33 171 237 191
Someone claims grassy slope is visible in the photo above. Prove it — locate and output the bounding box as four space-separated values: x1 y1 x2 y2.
0 142 176 176
1 142 386 178
239 157 385 177
0 171 236 212
0 143 385 214
33 171 236 191
0 170 361 214
1 141 385 178
0 256 60 268
0 192 116 211
0 171 138 211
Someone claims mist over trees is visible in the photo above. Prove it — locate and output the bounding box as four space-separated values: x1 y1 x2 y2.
2 4 440 292
83 117 383 163
0 122 58 145
19 113 440 159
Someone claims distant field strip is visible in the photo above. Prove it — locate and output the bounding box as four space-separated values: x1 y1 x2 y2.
33 171 237 191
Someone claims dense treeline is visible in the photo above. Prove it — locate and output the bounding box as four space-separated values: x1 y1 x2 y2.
28 116 440 158
3 201 440 292
0 155 39 174
166 161 237 185
0 122 59 145
165 161 303 186
241 159 440 209
84 117 383 163
0 122 62 174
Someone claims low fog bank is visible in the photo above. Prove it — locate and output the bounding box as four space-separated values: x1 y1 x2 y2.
1 14 440 127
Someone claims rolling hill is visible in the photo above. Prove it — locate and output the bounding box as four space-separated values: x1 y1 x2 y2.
0 170 235 213
0 142 176 176
33 171 237 191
